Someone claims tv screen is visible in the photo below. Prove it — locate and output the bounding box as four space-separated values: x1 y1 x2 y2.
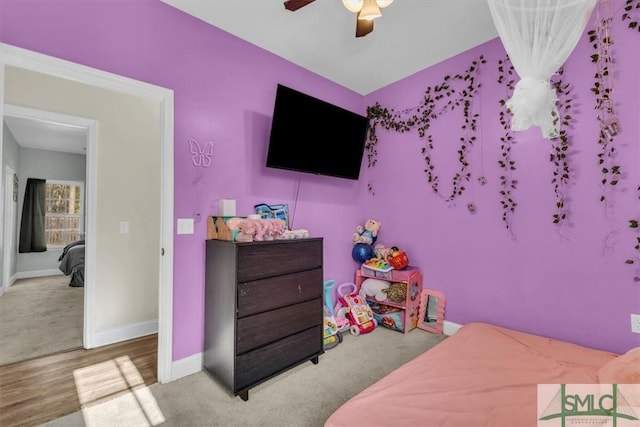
266 84 369 180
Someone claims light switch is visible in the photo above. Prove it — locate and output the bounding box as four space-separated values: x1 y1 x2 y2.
177 218 194 235
119 221 130 234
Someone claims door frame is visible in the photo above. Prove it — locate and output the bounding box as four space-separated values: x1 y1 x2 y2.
1 164 16 297
0 43 175 383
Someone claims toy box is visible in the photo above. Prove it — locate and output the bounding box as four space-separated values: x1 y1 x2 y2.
369 303 404 333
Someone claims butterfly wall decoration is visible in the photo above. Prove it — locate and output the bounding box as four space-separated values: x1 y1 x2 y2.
189 138 213 167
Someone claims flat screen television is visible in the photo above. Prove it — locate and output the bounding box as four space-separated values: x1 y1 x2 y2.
266 84 369 180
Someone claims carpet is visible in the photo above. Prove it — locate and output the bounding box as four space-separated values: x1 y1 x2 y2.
41 326 447 427
0 275 83 366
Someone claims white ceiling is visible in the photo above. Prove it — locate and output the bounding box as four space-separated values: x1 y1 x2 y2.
4 115 87 155
160 0 499 95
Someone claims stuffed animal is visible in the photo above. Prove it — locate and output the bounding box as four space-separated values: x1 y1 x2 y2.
262 219 275 241
353 219 381 245
268 218 286 239
236 219 256 242
360 278 391 302
382 282 407 303
246 218 266 241
373 243 394 261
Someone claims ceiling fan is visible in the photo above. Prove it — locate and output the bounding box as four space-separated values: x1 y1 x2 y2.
283 0 394 38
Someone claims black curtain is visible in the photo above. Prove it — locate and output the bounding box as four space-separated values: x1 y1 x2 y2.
19 178 47 253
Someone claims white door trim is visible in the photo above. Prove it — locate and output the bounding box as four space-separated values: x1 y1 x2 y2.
1 165 16 297
0 43 175 383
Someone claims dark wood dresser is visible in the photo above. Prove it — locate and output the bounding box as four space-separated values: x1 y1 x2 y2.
203 237 324 401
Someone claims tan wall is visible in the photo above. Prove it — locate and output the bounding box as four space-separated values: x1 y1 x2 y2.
5 66 160 332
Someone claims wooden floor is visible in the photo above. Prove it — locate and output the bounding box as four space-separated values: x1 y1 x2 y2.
0 334 157 427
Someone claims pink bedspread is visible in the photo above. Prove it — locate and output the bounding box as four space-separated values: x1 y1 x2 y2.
325 322 617 427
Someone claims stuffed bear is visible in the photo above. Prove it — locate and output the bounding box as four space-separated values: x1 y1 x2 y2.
373 243 394 261
235 219 256 242
353 219 381 245
246 218 266 241
268 218 287 239
360 278 391 302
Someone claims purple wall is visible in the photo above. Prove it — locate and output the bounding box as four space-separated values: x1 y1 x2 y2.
0 0 368 361
362 1 640 354
2 0 637 359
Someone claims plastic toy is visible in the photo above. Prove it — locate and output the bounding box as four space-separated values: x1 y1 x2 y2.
339 292 377 336
362 258 393 272
324 280 351 333
333 282 356 332
352 243 375 263
323 306 343 350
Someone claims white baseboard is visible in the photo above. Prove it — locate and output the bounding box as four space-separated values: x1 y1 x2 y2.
8 274 17 287
91 319 158 348
15 269 63 280
443 320 463 336
170 352 203 382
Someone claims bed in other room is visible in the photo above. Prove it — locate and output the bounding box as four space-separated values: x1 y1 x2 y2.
58 239 85 287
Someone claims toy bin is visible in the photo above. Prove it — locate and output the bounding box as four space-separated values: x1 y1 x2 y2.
360 264 393 279
369 303 405 333
389 251 409 270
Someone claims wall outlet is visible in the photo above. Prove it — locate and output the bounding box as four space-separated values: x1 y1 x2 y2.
631 314 640 334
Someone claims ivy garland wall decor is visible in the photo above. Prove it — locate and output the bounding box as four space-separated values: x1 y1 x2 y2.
621 0 640 280
366 55 486 204
589 1 621 209
495 60 576 229
548 68 575 227
622 0 640 32
497 56 518 232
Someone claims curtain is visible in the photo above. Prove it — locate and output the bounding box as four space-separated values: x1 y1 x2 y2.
486 0 597 139
19 178 47 253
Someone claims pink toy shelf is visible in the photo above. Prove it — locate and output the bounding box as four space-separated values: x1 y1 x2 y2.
354 266 423 334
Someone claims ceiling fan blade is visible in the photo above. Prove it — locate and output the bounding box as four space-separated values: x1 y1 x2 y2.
355 14 374 38
284 0 316 11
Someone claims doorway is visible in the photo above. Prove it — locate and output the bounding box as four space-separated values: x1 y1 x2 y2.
1 108 90 364
0 43 174 383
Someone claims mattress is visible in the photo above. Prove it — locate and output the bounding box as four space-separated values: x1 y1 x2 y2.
324 322 617 427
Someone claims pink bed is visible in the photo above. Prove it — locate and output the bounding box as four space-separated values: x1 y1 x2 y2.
325 322 623 427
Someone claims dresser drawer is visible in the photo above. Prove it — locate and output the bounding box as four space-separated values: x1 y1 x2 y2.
237 268 322 317
235 326 322 391
237 239 322 282
236 298 322 355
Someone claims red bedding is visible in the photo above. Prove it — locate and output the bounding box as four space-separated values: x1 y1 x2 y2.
324 322 617 427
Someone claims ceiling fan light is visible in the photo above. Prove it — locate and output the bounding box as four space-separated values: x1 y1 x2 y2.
342 0 364 13
359 0 382 20
376 0 393 8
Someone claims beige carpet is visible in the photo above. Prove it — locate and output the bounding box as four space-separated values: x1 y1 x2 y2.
0 275 83 366
42 327 447 427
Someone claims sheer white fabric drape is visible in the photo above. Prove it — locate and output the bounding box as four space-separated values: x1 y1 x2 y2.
487 0 597 139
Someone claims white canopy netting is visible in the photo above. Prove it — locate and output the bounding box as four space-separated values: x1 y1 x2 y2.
486 0 598 139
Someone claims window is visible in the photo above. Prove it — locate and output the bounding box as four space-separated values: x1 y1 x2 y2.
45 180 84 247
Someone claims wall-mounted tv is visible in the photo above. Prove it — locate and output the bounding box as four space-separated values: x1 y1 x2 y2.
266 84 369 180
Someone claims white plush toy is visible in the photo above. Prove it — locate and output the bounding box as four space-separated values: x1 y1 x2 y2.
360 278 391 302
